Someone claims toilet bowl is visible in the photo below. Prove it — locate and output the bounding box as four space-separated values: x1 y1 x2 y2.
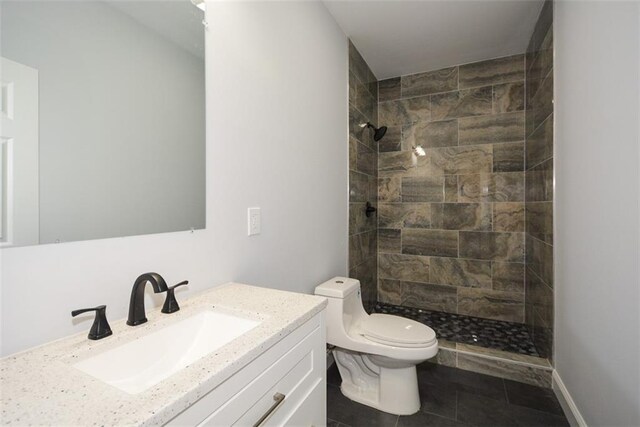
315 277 438 415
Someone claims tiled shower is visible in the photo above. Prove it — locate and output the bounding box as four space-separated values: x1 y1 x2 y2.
348 1 554 385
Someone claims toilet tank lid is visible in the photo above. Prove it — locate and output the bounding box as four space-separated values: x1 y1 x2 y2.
314 277 360 298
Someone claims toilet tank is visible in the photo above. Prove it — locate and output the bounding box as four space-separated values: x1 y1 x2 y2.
315 277 360 299
315 277 368 345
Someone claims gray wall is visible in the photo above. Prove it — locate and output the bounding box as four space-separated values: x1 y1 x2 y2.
1 1 205 244
555 1 640 425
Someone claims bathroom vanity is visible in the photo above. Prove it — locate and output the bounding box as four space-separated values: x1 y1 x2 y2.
0 284 327 426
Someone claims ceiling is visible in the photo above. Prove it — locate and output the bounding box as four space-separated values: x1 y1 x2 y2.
323 0 545 79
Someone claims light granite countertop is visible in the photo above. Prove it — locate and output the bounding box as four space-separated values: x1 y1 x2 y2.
0 283 327 426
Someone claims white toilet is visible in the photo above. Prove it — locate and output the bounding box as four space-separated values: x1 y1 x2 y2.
315 277 438 416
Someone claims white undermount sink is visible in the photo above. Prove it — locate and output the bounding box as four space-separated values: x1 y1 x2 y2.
73 310 260 394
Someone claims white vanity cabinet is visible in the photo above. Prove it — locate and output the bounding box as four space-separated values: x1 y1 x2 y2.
167 312 326 427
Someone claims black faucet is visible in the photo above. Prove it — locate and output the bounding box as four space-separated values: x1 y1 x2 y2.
71 305 113 340
127 272 168 326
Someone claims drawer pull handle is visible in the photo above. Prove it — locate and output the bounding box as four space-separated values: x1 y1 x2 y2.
253 392 286 427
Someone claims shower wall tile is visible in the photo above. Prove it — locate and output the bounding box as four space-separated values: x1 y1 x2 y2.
378 77 401 102
493 142 525 173
458 172 525 203
378 203 432 229
402 229 459 257
349 40 378 312
429 257 492 288
378 176 402 202
401 176 445 202
434 203 492 231
457 287 524 323
524 1 554 357
525 201 553 244
493 202 525 232
526 115 553 168
379 279 458 313
457 353 551 387
378 125 402 152
493 82 525 113
459 231 525 263
402 119 458 149
429 145 493 175
458 54 525 89
458 112 525 145
492 262 525 292
525 159 553 202
376 52 531 323
378 228 402 253
444 176 459 202
378 253 430 283
430 86 493 120
401 66 458 98
379 96 431 126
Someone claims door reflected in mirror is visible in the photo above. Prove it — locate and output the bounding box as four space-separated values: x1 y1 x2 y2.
0 0 206 247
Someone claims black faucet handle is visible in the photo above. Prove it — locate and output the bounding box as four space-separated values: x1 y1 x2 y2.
161 280 189 314
71 305 113 340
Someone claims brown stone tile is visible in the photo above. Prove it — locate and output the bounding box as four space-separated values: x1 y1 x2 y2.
459 173 525 202
349 40 376 95
459 231 525 262
433 203 492 231
457 353 551 387
444 176 459 202
378 125 402 153
426 347 457 367
355 81 376 121
349 170 369 202
378 77 401 102
353 255 378 312
456 343 550 367
526 115 553 169
493 202 525 232
459 54 525 89
525 159 553 202
457 287 525 323
526 201 553 244
378 203 432 229
527 72 553 137
402 119 458 150
401 66 458 98
525 267 554 359
379 228 401 253
401 176 445 202
430 87 492 121
349 104 376 150
378 253 430 283
430 146 493 175
379 96 430 126
349 230 376 267
355 141 376 176
525 234 553 287
378 177 401 202
430 257 492 288
379 279 458 313
527 1 553 60
349 136 357 171
349 70 357 104
492 262 525 292
458 112 525 145
402 229 458 257
379 151 416 176
349 202 376 235
493 82 525 113
493 142 525 172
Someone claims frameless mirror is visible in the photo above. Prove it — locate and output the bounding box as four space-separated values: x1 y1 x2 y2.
0 0 206 247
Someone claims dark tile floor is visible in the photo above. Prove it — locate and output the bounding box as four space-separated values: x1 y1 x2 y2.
374 302 540 357
327 363 569 427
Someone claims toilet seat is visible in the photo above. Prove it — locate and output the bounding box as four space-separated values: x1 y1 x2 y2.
361 314 436 348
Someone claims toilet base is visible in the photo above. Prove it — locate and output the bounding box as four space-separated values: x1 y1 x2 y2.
333 348 421 416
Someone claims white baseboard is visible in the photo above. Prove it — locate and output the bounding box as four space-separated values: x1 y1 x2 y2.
552 370 588 427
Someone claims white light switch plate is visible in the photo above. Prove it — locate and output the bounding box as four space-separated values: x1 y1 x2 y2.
248 207 261 236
